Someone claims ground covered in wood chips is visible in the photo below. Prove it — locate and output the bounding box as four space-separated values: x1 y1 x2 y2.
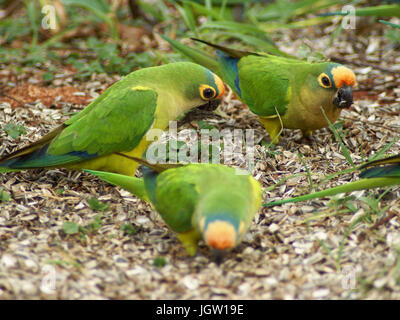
1 21 400 300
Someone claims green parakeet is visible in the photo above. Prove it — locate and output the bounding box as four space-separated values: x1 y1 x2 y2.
85 157 262 257
264 154 400 207
160 35 356 143
0 62 225 176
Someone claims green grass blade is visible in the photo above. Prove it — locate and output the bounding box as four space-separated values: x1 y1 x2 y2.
380 20 400 29
175 3 199 37
320 4 400 18
261 16 334 31
367 135 398 162
200 20 268 35
298 152 313 191
321 106 354 167
62 0 118 39
264 177 400 207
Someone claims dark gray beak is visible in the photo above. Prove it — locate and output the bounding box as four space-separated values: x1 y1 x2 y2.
333 85 353 109
198 99 221 112
177 99 221 127
211 248 227 264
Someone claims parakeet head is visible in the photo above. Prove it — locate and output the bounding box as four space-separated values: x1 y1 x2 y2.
197 192 252 253
167 62 225 106
310 63 356 110
193 175 259 257
200 214 243 252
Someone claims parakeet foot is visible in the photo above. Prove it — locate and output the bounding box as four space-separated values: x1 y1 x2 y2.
177 230 201 256
301 129 313 139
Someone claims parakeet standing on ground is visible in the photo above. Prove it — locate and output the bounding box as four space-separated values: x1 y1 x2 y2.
85 156 262 257
264 154 400 207
0 62 225 176
160 35 356 143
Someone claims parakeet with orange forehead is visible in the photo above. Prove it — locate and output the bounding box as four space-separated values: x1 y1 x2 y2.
0 62 224 176
160 35 356 143
85 156 262 258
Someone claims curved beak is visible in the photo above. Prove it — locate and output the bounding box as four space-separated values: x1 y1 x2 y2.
211 248 228 264
333 85 353 109
177 99 221 126
198 98 221 112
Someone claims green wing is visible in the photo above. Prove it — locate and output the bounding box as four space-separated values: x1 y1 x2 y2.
47 87 158 159
149 167 200 233
237 55 291 117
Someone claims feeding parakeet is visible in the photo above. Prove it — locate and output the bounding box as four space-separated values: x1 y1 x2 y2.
0 62 225 176
264 154 400 207
160 34 356 143
85 156 262 257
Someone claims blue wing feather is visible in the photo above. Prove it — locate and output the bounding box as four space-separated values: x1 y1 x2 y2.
1 145 97 169
360 164 400 178
216 51 241 97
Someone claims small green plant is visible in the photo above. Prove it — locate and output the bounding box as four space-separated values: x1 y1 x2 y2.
0 188 11 202
4 123 27 139
121 223 138 236
88 197 109 212
87 214 103 233
63 0 119 40
66 38 158 78
153 256 166 267
42 72 55 82
62 221 86 238
62 214 104 240
0 15 30 44
196 120 217 130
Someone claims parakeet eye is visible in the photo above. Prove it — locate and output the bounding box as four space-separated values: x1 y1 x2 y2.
318 73 332 88
199 84 217 100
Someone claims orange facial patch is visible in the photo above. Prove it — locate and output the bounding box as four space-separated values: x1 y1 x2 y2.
213 74 226 98
204 220 236 250
331 66 356 88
